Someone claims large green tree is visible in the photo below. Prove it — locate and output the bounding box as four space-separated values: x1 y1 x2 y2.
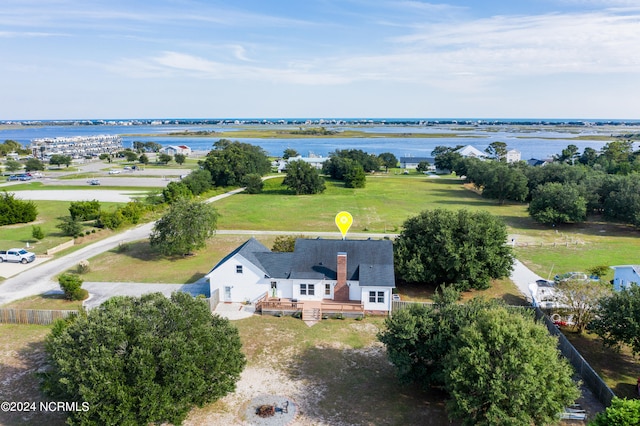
49 154 72 168
484 141 508 161
466 161 529 203
378 293 578 425
529 182 587 225
41 292 245 425
200 139 271 186
323 149 380 177
602 174 640 227
181 169 213 196
590 284 640 355
0 191 37 225
343 163 366 188
432 145 463 172
5 159 22 172
378 152 398 171
150 198 219 256
24 157 45 171
443 306 579 425
393 209 514 290
282 159 326 195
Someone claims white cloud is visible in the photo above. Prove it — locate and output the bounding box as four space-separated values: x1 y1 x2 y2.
0 31 67 38
105 7 640 90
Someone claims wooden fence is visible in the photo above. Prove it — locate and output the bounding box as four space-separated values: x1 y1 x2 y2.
533 306 615 407
0 308 79 325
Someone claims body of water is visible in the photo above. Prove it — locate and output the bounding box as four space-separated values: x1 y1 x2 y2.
1 123 638 161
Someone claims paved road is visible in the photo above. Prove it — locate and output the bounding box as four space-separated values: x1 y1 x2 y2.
0 168 542 307
0 177 401 307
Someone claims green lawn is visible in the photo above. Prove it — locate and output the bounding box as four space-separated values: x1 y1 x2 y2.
0 200 122 255
215 174 531 233
74 235 275 283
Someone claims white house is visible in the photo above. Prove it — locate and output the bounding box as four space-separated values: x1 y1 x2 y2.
399 157 435 170
206 237 396 314
274 155 327 172
506 149 521 163
456 145 488 159
611 265 640 291
161 145 192 156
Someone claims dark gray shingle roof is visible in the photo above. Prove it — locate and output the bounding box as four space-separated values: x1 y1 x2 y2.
290 239 395 287
213 238 395 287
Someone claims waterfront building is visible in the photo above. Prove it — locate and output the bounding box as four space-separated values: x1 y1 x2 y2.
30 135 123 159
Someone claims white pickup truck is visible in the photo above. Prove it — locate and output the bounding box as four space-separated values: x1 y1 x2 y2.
0 248 36 264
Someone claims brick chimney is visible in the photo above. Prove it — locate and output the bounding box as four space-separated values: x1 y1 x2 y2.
334 252 349 301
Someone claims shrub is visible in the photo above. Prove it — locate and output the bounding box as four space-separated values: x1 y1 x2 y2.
32 225 45 240
56 217 84 237
58 273 85 301
69 200 101 221
0 191 38 225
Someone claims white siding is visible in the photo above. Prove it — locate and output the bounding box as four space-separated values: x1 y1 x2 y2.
207 254 268 303
292 279 325 301
361 287 391 311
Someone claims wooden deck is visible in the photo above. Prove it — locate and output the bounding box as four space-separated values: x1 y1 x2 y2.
255 294 364 320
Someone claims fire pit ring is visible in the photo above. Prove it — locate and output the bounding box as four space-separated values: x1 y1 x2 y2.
241 395 297 426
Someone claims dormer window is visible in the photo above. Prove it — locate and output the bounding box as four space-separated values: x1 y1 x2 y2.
236 265 243 274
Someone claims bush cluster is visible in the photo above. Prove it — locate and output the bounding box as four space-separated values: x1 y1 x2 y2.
0 191 38 225
96 201 147 230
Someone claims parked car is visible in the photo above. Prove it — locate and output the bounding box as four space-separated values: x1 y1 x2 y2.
18 174 32 181
8 175 19 181
88 179 101 185
0 248 36 264
108 170 121 174
392 294 401 302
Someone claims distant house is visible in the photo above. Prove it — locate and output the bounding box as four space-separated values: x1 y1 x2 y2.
274 155 327 173
161 145 192 156
527 158 547 167
506 149 521 163
456 145 488 159
399 157 435 170
205 237 396 317
611 265 640 291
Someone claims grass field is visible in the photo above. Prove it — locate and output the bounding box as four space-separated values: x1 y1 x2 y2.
215 174 531 233
62 173 640 288
0 200 123 255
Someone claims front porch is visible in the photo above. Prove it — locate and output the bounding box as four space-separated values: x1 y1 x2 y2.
255 293 364 321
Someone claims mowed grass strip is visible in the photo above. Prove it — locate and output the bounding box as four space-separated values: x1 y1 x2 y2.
214 175 531 232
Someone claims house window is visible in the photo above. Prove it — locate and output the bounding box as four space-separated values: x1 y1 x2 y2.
369 291 384 303
325 283 331 296
300 284 315 296
236 265 243 274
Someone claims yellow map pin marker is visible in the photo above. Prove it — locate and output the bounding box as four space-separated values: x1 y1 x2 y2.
335 211 353 239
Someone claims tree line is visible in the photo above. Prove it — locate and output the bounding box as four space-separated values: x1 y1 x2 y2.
434 140 640 227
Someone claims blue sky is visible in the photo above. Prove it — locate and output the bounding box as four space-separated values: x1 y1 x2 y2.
2 0 639 119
